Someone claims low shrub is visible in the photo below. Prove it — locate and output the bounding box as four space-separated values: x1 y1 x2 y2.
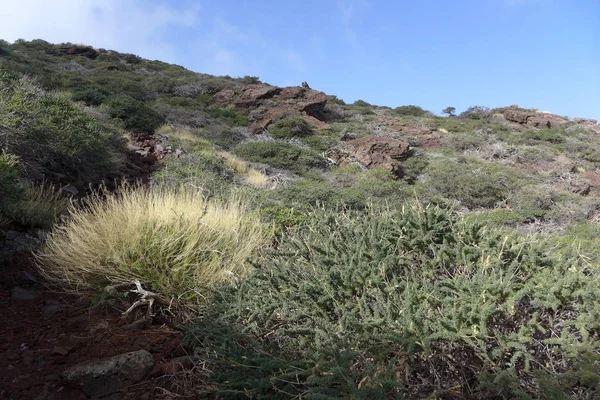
234 141 327 175
426 158 523 208
208 105 249 127
392 105 429 117
36 185 271 314
72 85 110 106
459 105 492 120
268 115 314 139
0 153 25 215
107 95 165 133
274 179 366 210
0 72 125 182
188 205 600 398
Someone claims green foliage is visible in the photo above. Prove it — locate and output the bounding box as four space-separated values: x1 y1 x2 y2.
72 85 110 106
0 153 25 215
208 105 249 127
274 179 366 210
459 105 491 120
521 127 568 144
327 95 346 105
426 158 523 208
392 104 429 117
238 75 261 84
0 72 124 183
107 95 165 133
268 115 314 139
353 99 372 107
449 133 488 151
234 141 327 175
257 206 307 232
189 205 599 398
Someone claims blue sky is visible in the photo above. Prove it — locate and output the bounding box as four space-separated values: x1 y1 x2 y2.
1 0 599 118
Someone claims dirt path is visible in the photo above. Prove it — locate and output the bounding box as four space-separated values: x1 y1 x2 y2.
0 250 193 399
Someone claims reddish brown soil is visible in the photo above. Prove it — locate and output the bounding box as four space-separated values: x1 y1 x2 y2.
0 252 193 400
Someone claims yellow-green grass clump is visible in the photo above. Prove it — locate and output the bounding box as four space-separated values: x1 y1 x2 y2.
36 185 271 311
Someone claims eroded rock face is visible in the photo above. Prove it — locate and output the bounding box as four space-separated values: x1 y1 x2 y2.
62 350 154 398
212 83 329 134
503 110 568 128
328 136 411 174
59 45 98 59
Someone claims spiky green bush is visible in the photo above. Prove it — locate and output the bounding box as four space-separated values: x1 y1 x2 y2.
426 158 523 208
234 141 327 175
188 205 600 399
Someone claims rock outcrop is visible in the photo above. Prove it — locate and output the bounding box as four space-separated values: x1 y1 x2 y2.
59 45 99 59
212 84 329 134
503 110 568 128
328 136 411 174
373 116 446 148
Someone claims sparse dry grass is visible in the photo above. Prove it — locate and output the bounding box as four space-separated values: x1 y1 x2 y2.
219 151 270 188
245 168 270 188
36 184 271 313
5 182 68 228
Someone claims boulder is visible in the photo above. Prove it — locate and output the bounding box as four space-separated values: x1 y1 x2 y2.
328 136 411 174
11 287 39 301
62 350 154 398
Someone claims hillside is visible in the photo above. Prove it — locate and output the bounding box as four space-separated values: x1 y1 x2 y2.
1 39 600 399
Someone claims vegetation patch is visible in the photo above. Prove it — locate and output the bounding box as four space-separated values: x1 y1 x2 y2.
188 205 600 399
36 185 271 315
234 141 327 175
0 72 125 183
268 115 315 139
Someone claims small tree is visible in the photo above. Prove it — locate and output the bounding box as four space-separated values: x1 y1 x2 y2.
442 106 456 117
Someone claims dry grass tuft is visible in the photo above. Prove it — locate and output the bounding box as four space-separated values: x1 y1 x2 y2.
36 184 271 314
219 151 270 188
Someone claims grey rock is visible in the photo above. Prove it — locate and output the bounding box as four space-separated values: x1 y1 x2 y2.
42 304 61 314
62 350 154 398
11 287 39 301
16 271 38 285
61 185 79 196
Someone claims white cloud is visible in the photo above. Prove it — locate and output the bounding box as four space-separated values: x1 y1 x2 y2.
0 0 201 64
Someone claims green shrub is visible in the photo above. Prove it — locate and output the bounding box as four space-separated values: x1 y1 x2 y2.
208 105 248 127
0 72 124 182
107 95 165 133
0 153 25 215
522 127 568 144
353 99 372 107
459 105 491 120
392 105 429 117
449 133 488 151
234 141 327 175
426 158 523 208
268 115 314 139
188 205 600 398
274 179 366 210
72 86 110 106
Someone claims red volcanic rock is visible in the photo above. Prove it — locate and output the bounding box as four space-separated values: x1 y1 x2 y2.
328 136 411 173
503 110 568 128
